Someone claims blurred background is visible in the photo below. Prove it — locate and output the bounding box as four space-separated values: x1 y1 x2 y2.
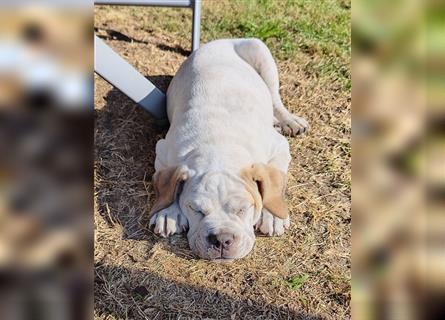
0 1 93 320
353 0 445 319
1 0 444 319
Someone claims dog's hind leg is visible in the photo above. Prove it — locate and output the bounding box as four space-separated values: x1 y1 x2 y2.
234 38 309 136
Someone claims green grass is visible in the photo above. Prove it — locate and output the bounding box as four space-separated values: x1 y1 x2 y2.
121 0 351 89
287 274 310 290
201 0 351 89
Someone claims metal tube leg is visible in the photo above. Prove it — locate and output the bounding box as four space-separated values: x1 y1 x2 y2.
95 0 192 6
191 0 201 52
94 35 167 120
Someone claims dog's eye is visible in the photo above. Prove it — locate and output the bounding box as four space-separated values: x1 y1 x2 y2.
189 204 206 216
236 205 253 216
236 209 245 215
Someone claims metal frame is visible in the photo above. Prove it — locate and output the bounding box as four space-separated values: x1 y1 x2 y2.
94 0 201 121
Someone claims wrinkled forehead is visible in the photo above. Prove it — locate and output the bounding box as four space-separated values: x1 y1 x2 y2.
183 172 253 210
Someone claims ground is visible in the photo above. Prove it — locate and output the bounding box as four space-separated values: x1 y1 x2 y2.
94 1 351 319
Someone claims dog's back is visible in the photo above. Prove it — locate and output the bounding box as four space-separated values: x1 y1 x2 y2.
163 39 275 170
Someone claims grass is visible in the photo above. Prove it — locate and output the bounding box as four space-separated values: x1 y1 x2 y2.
200 0 350 88
94 1 351 319
107 0 350 88
287 274 310 290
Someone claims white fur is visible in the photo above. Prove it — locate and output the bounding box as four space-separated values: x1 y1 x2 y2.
150 39 308 260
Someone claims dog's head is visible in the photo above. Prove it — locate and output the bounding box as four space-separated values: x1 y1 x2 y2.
149 164 288 261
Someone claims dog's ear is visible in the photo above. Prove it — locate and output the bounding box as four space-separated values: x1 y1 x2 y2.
240 163 288 219
149 165 189 216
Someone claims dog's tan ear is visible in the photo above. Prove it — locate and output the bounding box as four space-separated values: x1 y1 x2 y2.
240 163 288 219
149 165 189 216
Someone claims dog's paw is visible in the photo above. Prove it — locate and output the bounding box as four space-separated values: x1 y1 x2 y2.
149 208 188 237
275 114 309 137
255 209 290 236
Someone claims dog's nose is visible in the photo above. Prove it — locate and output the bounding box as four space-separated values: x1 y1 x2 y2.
207 233 235 250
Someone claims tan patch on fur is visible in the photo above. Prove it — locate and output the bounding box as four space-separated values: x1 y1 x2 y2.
240 164 288 219
149 166 189 216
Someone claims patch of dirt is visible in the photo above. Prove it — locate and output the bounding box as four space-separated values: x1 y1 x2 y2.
94 6 351 320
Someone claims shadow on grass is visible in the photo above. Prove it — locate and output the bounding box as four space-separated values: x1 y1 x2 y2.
95 75 171 240
94 27 190 57
95 27 150 45
156 43 190 57
95 263 323 320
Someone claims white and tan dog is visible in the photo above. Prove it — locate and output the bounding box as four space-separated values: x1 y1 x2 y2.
148 39 308 261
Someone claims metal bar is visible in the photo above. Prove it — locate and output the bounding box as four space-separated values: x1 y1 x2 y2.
95 0 200 52
191 0 201 51
94 0 192 7
94 35 167 120
94 0 200 121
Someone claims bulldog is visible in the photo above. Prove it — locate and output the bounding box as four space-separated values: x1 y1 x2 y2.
148 39 308 261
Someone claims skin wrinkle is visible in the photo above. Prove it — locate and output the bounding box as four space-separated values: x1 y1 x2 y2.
161 168 263 259
178 171 257 259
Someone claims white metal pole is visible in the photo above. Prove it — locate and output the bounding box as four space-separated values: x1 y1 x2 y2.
94 35 167 120
191 0 201 52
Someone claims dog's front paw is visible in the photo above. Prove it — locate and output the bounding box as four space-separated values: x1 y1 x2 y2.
255 209 290 236
149 207 188 237
275 114 309 137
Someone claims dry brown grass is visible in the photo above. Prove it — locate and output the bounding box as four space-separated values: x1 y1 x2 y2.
94 3 350 319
